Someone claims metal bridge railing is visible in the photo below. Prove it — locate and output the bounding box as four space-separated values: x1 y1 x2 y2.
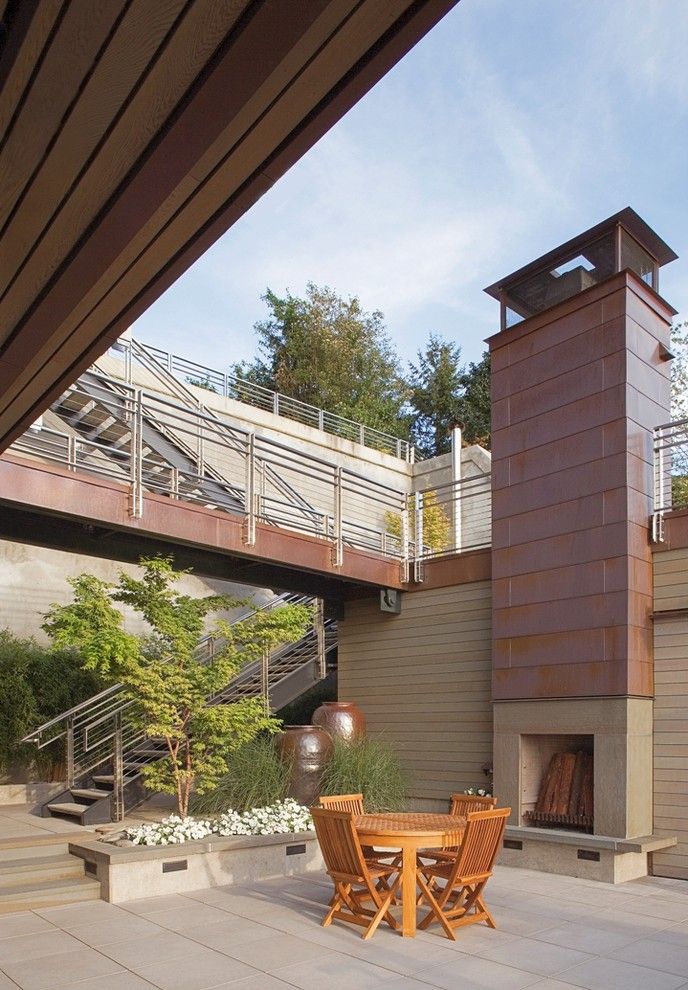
653 417 688 541
111 338 415 462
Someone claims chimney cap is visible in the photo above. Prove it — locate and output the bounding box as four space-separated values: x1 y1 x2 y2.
484 207 677 301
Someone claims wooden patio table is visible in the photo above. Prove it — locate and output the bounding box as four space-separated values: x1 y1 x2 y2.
355 812 466 937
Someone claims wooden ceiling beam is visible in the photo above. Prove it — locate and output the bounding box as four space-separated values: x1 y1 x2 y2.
0 0 458 451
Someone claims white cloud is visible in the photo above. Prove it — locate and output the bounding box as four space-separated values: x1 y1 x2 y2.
134 0 688 371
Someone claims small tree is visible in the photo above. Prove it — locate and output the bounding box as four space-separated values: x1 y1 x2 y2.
42 557 311 817
384 490 450 554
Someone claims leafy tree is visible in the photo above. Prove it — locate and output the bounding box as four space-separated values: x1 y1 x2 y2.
235 284 410 437
42 557 311 816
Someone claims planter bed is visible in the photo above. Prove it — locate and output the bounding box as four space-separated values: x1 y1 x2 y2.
68 830 323 902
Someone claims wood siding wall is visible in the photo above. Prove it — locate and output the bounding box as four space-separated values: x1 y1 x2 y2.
337 582 493 810
653 546 688 879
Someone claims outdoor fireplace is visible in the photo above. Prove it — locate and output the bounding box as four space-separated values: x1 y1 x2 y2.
520 734 593 833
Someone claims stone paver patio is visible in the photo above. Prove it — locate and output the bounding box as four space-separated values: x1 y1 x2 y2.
2 866 688 990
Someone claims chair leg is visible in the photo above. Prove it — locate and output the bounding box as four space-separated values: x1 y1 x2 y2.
323 882 349 927
363 875 401 940
415 871 456 941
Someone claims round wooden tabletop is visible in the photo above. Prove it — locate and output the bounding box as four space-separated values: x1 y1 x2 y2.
355 812 466 840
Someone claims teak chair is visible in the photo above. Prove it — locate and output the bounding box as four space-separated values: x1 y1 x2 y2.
311 806 401 940
319 793 365 814
319 793 399 866
418 792 497 865
416 807 510 940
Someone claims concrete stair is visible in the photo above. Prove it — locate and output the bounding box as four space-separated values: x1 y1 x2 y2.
0 834 101 913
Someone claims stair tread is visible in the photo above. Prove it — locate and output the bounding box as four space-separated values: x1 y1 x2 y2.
47 803 89 817
0 854 79 875
92 775 114 784
71 789 112 800
0 832 85 851
0 875 100 901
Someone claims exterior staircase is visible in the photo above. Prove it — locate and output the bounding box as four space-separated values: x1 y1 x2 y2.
24 595 336 826
0 834 100 913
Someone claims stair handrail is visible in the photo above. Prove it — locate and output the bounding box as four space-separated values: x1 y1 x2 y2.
22 683 124 747
21 592 312 748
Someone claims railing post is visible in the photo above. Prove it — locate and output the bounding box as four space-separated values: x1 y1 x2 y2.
657 425 666 511
66 715 75 788
318 409 325 431
113 712 125 822
273 393 279 416
124 340 132 383
332 467 343 567
261 648 270 714
171 466 179 500
244 433 256 545
359 423 365 445
451 425 463 552
196 406 205 478
400 493 410 584
414 491 424 583
315 599 326 680
67 435 78 472
129 389 143 518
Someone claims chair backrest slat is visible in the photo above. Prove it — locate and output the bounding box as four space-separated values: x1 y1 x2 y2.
320 793 364 814
449 793 497 816
450 807 510 882
311 806 368 878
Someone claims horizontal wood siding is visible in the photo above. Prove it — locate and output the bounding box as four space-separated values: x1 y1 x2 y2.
653 547 688 879
338 582 493 810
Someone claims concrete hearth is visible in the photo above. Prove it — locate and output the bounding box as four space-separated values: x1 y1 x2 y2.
492 697 671 881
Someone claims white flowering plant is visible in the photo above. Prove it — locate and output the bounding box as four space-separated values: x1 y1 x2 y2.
463 787 492 797
125 815 214 846
123 799 313 846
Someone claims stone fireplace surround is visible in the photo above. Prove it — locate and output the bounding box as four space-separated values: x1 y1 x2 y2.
493 696 675 882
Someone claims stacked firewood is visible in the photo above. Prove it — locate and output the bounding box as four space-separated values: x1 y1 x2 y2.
524 750 593 830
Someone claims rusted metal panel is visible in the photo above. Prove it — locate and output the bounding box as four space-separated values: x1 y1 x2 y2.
490 273 672 701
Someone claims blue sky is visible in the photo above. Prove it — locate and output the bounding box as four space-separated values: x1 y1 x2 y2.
133 0 688 372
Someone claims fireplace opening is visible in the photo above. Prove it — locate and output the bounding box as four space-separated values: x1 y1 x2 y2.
521 734 593 833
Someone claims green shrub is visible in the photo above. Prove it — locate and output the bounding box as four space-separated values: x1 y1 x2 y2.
320 736 408 812
0 629 102 780
190 734 292 814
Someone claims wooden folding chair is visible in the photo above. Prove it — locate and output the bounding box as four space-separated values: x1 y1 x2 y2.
320 793 400 868
418 793 497 865
416 807 510 940
319 793 365 813
311 806 401 940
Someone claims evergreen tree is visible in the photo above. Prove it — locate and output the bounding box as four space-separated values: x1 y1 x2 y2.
457 352 491 449
408 335 465 458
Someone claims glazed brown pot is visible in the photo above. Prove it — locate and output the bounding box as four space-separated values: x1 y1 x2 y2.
312 701 366 744
276 725 333 806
